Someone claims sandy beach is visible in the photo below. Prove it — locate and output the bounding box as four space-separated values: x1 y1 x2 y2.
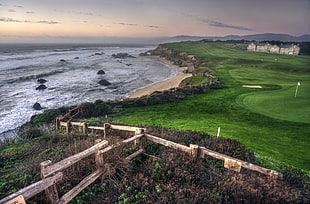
128 56 192 98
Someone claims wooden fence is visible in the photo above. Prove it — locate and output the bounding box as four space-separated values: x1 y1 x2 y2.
0 123 144 204
55 119 145 137
1 122 282 204
144 134 282 178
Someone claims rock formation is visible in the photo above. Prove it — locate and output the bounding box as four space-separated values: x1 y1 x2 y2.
37 79 47 84
98 79 111 86
97 70 105 75
150 46 200 74
112 53 136 59
33 102 42 110
36 84 47 90
149 45 219 86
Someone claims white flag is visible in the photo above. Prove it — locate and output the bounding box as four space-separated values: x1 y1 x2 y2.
297 82 301 86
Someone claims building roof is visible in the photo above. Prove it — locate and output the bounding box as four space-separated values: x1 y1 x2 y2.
280 44 292 48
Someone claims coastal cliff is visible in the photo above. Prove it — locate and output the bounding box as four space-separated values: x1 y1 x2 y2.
150 45 200 73
146 45 219 86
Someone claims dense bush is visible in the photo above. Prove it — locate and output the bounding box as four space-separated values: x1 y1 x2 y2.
32 109 62 124
93 102 113 117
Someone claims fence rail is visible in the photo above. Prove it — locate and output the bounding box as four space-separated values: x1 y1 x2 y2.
1 122 283 204
0 173 63 204
56 119 145 137
144 134 282 178
41 140 108 178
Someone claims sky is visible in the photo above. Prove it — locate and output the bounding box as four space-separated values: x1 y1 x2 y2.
0 0 309 43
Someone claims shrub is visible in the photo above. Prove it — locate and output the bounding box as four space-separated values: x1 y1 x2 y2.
83 118 103 126
144 141 161 156
93 103 112 117
17 123 44 141
32 109 62 124
283 166 310 188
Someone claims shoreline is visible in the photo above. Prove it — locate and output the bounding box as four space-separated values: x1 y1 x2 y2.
128 56 192 98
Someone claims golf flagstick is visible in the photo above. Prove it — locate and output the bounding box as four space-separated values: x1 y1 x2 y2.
294 82 300 98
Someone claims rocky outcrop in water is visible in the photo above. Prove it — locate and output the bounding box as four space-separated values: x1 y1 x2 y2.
32 102 42 110
98 79 111 86
97 70 105 75
112 53 135 59
36 85 47 90
37 79 47 84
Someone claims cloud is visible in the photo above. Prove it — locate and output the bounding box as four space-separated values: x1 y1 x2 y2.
78 11 94 16
54 9 97 17
26 11 35 14
185 13 253 31
144 25 160 29
116 22 138 26
209 21 253 31
36 20 60 24
8 9 16 12
0 17 60 24
115 22 159 29
0 17 20 23
0 4 22 8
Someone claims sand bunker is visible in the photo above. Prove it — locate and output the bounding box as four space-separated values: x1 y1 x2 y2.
242 85 263 88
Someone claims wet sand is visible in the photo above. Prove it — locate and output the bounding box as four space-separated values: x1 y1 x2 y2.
128 56 192 98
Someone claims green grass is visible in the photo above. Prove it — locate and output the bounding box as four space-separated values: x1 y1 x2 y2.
112 41 310 172
230 67 310 123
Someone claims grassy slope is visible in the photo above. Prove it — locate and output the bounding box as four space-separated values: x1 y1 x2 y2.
112 42 310 171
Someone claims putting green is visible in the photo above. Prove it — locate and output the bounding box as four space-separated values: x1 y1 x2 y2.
231 67 310 124
238 85 310 123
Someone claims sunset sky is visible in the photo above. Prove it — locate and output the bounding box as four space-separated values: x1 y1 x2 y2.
1 0 309 43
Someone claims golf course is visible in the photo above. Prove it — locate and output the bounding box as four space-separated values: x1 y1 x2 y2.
113 41 310 172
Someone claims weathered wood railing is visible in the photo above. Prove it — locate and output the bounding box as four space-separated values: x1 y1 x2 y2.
144 134 283 178
0 173 63 204
1 124 283 204
55 121 282 178
0 125 144 204
56 119 145 137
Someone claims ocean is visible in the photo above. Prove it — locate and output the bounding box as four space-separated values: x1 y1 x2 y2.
0 44 177 139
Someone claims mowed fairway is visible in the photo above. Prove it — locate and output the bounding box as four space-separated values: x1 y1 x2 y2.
113 42 310 171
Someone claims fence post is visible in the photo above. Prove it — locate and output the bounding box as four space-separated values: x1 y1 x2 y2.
66 121 72 136
134 128 144 147
95 139 106 182
103 123 110 139
55 118 60 130
40 160 59 203
190 144 199 160
95 139 105 168
82 122 88 136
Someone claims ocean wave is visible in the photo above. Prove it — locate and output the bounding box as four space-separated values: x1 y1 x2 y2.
6 69 66 84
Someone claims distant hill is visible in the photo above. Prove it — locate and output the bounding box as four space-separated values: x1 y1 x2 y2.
164 33 310 43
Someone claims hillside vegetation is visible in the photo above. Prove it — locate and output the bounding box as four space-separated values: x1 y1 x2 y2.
113 41 310 172
1 125 308 203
